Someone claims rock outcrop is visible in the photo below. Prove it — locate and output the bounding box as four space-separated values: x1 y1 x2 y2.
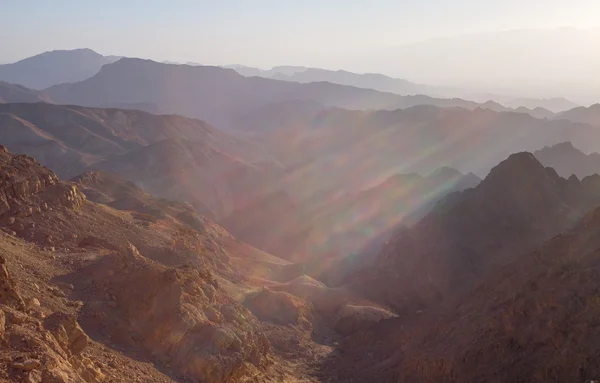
76 244 271 383
0 255 26 310
0 145 84 225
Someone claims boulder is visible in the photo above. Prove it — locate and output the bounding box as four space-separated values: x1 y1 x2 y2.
44 312 89 356
0 255 26 310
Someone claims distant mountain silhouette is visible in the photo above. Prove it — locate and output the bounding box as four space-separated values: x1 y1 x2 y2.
557 103 600 126
0 49 119 89
227 65 576 113
503 97 577 113
268 68 431 96
513 105 554 119
0 82 54 103
351 152 600 312
534 141 600 179
45 58 491 127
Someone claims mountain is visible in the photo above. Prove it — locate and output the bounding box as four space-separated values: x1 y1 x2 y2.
514 105 554 119
248 103 600 179
0 82 53 103
557 103 600 126
350 152 600 312
0 102 265 178
45 58 486 128
329 201 600 382
0 49 120 89
0 102 278 220
534 141 600 178
72 170 215 230
503 97 578 113
267 68 431 96
89 138 278 219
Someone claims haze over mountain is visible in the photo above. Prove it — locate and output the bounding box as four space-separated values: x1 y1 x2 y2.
0 48 587 117
534 141 600 179
0 49 119 89
246 103 600 178
557 103 600 126
0 82 53 103
4 2 600 381
360 28 600 105
228 65 578 112
0 102 279 221
45 58 493 128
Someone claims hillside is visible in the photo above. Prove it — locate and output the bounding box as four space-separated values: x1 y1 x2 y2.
89 138 278 219
0 145 399 382
0 49 119 89
0 103 277 219
328 201 600 383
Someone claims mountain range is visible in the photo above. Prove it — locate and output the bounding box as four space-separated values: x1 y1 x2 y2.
534 141 600 179
0 49 581 118
44 57 496 128
3 45 600 383
227 64 578 112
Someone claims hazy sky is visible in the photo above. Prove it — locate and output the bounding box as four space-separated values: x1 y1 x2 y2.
3 0 600 67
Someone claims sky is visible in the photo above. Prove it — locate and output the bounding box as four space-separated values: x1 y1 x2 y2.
2 0 600 67
3 0 600 102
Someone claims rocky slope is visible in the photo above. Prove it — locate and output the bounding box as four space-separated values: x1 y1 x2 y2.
89 138 278 219
351 152 600 313
328 202 600 383
0 146 392 382
0 146 275 382
0 103 278 220
0 102 269 179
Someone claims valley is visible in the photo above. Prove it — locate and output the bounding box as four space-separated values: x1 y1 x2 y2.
2 38 600 383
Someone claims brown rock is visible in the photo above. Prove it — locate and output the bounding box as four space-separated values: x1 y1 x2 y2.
0 255 26 310
13 358 41 371
0 308 5 337
28 297 41 308
25 370 42 383
44 312 89 355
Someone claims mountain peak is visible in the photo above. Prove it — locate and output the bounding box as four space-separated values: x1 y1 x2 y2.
0 48 119 89
484 152 546 184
